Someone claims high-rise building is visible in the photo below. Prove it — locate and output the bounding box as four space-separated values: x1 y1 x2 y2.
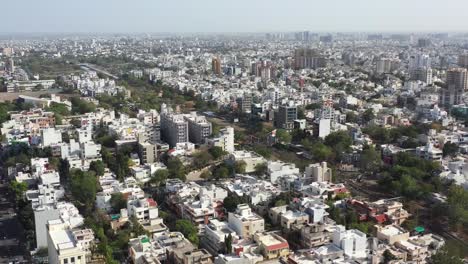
458 54 468 68
440 68 468 108
375 58 400 74
5 58 14 73
417 38 431 47
212 57 222 75
160 112 189 148
251 60 276 80
275 102 297 130
319 35 333 43
138 141 158 164
2 47 14 57
410 67 433 85
236 93 252 114
409 53 431 70
294 48 327 70
295 31 312 41
184 112 212 144
208 126 235 153
342 51 356 66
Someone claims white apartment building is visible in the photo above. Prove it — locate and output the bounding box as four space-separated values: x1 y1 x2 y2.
47 220 89 264
267 161 300 184
41 127 62 147
415 142 443 161
127 196 167 234
332 225 367 259
208 126 235 153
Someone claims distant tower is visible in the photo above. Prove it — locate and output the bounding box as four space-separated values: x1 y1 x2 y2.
212 57 222 75
5 58 14 73
440 68 468 108
458 54 468 69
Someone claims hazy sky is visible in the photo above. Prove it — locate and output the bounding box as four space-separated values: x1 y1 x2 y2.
2 0 468 33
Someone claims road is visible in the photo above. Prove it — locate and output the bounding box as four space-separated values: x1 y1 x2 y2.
0 89 62 102
0 183 27 264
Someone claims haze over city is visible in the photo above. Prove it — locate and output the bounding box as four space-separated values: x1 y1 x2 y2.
3 0 468 33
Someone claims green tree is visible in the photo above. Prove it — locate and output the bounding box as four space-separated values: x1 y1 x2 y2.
253 146 272 159
276 129 292 144
150 169 169 186
382 249 397 263
193 150 213 169
89 160 105 176
324 131 352 150
209 146 226 159
200 170 212 179
110 193 127 213
274 199 287 207
59 158 70 185
9 180 28 202
446 185 468 230
225 233 233 254
223 195 248 212
431 246 464 264
70 169 97 215
443 142 458 157
360 145 381 172
214 165 230 179
46 102 70 116
167 157 186 181
48 157 60 171
175 220 199 246
362 109 375 123
0 101 15 124
309 142 334 161
346 112 358 123
254 163 268 177
235 161 247 174
71 97 96 114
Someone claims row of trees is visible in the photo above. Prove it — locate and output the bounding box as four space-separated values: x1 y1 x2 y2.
378 152 442 200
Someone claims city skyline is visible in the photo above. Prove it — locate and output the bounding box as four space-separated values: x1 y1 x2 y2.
3 0 468 33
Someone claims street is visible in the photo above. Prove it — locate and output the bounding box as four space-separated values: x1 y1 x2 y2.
0 183 27 264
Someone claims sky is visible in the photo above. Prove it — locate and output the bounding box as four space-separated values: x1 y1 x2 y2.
2 0 468 33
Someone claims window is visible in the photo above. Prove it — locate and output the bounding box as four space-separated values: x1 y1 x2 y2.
71 257 75 263
64 259 68 264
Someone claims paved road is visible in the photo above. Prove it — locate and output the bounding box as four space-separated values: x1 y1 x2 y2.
0 184 27 264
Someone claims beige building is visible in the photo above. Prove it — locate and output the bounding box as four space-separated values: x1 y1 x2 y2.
254 232 290 260
305 162 332 182
269 206 309 230
228 204 264 239
375 225 410 245
138 141 158 164
228 151 266 173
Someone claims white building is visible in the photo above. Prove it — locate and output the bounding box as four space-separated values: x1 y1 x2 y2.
208 126 235 153
332 225 367 259
305 162 332 182
41 127 62 147
416 142 443 161
47 220 90 264
267 161 300 184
